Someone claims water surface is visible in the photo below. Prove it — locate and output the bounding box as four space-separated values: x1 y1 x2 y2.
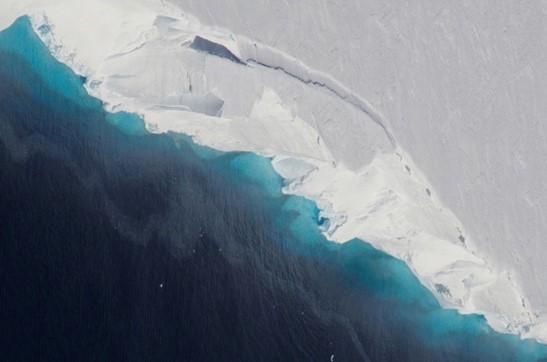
1 17 546 361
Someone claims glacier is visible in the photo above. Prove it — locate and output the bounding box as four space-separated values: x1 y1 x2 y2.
2 0 547 344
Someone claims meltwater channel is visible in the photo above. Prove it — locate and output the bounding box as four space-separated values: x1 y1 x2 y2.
1 16 546 361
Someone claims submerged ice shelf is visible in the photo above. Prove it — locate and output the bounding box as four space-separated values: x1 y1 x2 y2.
1 0 546 344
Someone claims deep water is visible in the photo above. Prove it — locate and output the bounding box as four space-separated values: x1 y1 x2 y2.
1 16 547 362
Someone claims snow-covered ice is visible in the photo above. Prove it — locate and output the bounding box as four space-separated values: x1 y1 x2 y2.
2 0 547 342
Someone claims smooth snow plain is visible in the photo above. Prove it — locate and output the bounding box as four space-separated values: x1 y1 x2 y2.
2 0 546 343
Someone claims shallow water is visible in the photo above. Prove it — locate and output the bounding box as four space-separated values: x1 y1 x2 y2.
1 16 546 361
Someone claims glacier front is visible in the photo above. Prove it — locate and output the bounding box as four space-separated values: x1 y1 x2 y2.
2 0 547 344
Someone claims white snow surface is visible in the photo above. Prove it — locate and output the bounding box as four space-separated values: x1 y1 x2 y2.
2 0 547 342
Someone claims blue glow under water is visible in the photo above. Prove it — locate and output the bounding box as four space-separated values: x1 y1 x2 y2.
0 18 98 109
105 112 147 136
1 16 547 361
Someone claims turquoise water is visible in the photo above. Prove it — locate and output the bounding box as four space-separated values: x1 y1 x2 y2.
226 152 547 361
191 145 547 360
0 17 99 109
105 112 147 136
180 114 547 360
2 16 547 361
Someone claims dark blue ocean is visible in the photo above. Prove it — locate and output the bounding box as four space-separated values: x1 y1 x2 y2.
1 17 546 361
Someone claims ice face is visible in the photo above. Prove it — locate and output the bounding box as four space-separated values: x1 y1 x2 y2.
2 0 547 344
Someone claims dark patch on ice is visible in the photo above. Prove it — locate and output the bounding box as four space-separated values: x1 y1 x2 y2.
190 36 245 65
435 284 452 297
405 165 411 175
37 23 51 36
457 228 466 245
